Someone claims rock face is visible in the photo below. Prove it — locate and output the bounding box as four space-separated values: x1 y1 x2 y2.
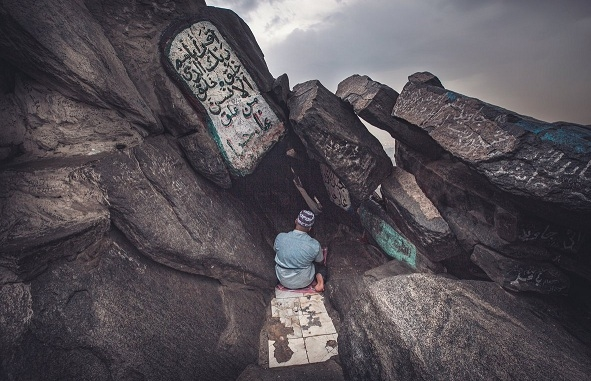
1 232 267 380
93 135 276 287
288 80 393 202
380 167 462 262
0 2 284 380
1 0 591 379
340 274 591 381
471 244 570 294
0 0 160 133
393 72 591 215
336 74 442 159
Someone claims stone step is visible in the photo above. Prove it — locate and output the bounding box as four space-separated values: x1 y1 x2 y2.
267 287 339 368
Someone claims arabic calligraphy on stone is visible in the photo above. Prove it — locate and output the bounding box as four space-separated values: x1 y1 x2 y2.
167 21 279 161
321 164 351 210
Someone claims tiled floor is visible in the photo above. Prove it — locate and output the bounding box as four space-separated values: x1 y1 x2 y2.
268 288 338 368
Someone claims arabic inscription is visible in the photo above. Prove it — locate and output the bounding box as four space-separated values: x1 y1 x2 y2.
165 21 284 175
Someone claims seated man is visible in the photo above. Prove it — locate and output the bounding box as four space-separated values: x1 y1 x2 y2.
274 210 327 292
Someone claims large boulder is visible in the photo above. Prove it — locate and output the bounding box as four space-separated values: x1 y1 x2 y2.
92 135 276 287
288 80 393 202
0 160 109 282
380 166 463 262
0 232 268 381
158 6 287 177
340 274 591 381
396 142 591 284
358 200 444 274
336 74 442 159
471 244 570 294
0 0 159 133
393 72 591 218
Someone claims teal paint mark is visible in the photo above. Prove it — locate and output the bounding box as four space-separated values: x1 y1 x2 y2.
538 128 591 154
515 120 591 154
445 91 458 102
205 116 248 176
359 205 417 269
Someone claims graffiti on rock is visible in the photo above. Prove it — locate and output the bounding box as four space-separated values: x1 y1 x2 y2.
359 204 417 268
320 164 351 211
162 21 285 175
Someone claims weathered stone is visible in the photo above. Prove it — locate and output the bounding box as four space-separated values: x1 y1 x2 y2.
381 167 462 261
0 162 110 281
237 360 345 381
324 227 390 318
336 74 442 159
1 233 267 381
7 76 144 163
401 148 586 261
0 283 31 348
0 89 25 162
393 72 591 214
160 10 287 176
358 200 444 273
471 244 570 294
407 71 444 87
0 0 159 133
178 131 232 189
288 80 393 201
273 73 291 110
92 135 276 287
340 274 591 381
85 0 205 137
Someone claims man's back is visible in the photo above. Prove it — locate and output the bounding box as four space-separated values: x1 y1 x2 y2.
274 230 322 289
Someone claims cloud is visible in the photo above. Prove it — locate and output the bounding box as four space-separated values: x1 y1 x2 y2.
207 0 591 124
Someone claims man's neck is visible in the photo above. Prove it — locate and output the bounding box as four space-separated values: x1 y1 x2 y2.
294 225 310 233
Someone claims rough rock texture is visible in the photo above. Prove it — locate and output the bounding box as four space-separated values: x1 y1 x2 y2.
6 76 144 163
0 160 110 282
336 74 442 159
381 166 462 262
323 226 390 318
396 142 591 284
236 360 345 381
358 200 444 274
0 0 159 133
178 131 232 188
471 244 570 294
92 135 276 288
393 72 591 216
1 232 268 381
288 80 393 201
340 274 591 381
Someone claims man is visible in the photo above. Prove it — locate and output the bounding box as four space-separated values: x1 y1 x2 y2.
274 210 327 292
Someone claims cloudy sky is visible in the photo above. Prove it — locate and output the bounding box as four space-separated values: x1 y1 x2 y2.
206 0 591 126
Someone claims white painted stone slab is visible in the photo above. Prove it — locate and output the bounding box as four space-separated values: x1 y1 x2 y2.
299 312 337 338
268 337 308 367
305 333 339 364
165 21 285 175
321 163 351 210
299 294 328 315
271 297 301 318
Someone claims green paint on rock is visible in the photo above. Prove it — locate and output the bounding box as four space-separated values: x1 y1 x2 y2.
359 204 417 269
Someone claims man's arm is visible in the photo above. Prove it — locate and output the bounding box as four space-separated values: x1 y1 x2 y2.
313 244 323 263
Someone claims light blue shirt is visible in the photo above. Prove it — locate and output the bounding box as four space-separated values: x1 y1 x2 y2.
274 230 323 289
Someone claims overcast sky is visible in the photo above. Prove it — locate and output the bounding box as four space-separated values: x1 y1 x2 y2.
206 0 591 126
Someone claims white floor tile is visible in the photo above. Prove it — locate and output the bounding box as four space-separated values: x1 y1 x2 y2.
305 333 339 363
299 312 337 337
268 337 308 367
299 294 327 315
271 297 301 318
268 314 303 340
275 287 319 299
